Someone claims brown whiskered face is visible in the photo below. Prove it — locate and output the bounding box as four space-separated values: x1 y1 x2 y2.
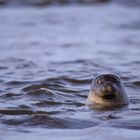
87 74 129 107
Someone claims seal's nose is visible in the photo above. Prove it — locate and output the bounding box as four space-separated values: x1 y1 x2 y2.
103 83 113 92
102 84 116 100
105 85 112 92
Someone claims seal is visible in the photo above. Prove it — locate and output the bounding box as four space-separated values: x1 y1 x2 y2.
87 74 129 107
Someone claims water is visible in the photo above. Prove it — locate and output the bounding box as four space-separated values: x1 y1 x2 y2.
0 2 140 140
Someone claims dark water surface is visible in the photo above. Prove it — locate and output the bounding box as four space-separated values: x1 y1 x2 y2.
0 2 140 140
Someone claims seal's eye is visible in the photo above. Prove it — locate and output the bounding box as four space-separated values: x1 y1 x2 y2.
97 79 104 84
110 77 118 83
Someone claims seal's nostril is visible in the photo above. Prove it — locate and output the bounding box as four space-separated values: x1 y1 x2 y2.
102 93 116 100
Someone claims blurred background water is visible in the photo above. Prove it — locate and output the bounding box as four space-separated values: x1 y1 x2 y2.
0 0 140 140
0 0 140 7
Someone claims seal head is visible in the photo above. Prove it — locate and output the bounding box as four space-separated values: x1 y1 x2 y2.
87 74 129 107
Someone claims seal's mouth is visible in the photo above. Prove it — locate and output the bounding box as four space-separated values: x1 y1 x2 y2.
101 92 116 100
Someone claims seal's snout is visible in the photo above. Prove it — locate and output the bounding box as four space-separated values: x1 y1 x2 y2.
102 83 113 92
99 84 117 100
